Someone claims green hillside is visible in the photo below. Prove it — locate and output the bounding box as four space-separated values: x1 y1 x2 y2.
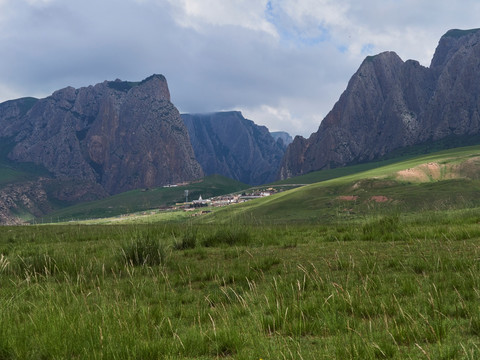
0 137 50 188
274 135 480 186
39 174 249 222
203 145 480 224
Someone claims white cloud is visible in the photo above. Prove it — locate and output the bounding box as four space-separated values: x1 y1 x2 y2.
25 0 55 5
0 83 21 103
265 0 480 65
166 0 278 36
276 0 350 29
241 105 302 134
1 0 480 137
239 90 341 137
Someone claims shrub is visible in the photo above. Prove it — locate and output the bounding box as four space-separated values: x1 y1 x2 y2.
121 237 168 266
0 342 15 360
0 254 9 274
201 227 252 247
17 252 58 276
174 230 197 250
362 215 401 241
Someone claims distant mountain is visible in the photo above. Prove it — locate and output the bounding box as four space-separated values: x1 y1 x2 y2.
270 131 293 148
182 111 285 185
0 75 203 195
280 28 480 179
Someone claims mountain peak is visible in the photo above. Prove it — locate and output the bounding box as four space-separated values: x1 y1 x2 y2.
431 28 480 69
0 74 202 195
442 28 480 39
134 74 170 102
364 51 402 63
104 74 170 101
280 28 480 179
140 74 167 84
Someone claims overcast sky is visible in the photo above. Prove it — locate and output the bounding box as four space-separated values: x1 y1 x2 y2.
0 0 479 137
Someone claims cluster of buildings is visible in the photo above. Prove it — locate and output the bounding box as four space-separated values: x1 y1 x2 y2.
179 188 277 211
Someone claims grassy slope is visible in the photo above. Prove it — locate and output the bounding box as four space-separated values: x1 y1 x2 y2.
272 157 411 185
0 166 29 186
274 135 480 186
204 145 480 224
40 174 249 222
0 131 53 189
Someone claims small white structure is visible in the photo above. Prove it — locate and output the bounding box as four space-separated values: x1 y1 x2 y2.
192 195 211 207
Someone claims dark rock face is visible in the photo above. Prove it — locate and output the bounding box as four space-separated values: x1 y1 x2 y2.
0 75 204 195
182 111 285 185
280 28 480 179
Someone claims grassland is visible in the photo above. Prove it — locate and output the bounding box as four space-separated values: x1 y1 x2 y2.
38 174 249 223
2 146 480 358
2 213 480 359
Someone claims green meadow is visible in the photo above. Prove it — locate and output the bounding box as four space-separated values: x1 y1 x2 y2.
38 174 249 223
2 145 480 359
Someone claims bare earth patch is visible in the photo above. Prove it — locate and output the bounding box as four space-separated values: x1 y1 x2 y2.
395 157 480 182
395 162 459 182
337 195 359 201
396 162 439 182
369 195 389 203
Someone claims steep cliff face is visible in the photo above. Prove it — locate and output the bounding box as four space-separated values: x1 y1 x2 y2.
0 75 203 195
280 28 480 179
182 111 285 185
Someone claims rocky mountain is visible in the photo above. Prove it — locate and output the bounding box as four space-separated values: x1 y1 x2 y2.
182 111 285 185
0 75 205 223
280 28 480 179
270 131 293 148
0 75 203 195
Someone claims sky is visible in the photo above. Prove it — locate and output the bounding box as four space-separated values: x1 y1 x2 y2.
0 1 479 137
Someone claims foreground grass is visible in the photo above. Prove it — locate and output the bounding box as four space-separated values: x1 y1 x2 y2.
2 211 480 359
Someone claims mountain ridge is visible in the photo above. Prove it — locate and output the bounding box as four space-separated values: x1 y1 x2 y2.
280 28 480 179
0 74 204 195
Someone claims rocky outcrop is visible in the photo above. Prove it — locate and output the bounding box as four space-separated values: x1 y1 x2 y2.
280 28 480 179
0 180 51 224
182 111 285 185
0 75 204 195
0 178 107 224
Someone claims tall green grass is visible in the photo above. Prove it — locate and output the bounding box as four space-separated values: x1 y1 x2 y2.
1 211 480 358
